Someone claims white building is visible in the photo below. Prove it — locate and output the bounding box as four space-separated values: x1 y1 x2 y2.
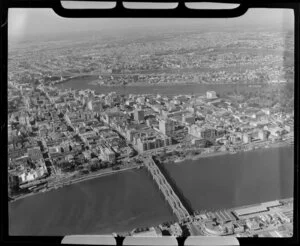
206 91 217 99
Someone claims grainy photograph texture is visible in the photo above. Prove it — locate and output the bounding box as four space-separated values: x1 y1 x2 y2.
7 4 294 237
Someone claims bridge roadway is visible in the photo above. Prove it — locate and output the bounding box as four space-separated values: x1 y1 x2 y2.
144 157 190 222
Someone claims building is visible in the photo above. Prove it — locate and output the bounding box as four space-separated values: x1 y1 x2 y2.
134 109 144 122
192 138 208 147
206 91 217 99
27 147 43 161
278 210 293 223
258 130 268 141
100 147 116 162
182 115 195 125
136 97 146 105
87 100 93 111
188 124 202 138
132 227 162 237
201 128 217 141
189 125 217 141
17 161 47 183
146 117 156 127
242 133 251 144
268 126 284 137
19 113 30 126
159 119 175 136
234 204 268 217
246 220 260 230
136 135 172 152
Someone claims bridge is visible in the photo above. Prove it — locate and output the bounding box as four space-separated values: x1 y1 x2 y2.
144 157 190 222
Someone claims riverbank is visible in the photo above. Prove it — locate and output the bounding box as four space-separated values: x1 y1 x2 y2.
164 144 293 212
88 80 249 87
167 140 293 165
10 165 140 203
193 197 293 216
221 197 293 223
53 165 140 187
9 168 176 236
10 141 293 202
9 145 293 236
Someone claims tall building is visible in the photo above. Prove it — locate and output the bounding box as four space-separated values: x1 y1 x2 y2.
134 109 144 122
159 119 175 136
189 125 217 141
87 99 93 111
86 92 94 111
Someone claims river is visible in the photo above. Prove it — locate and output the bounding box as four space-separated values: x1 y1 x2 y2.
9 146 293 235
164 146 294 211
9 169 176 236
57 77 270 96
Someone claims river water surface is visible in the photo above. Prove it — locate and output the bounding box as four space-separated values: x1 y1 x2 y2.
57 78 268 96
9 169 176 235
164 146 293 211
9 146 293 235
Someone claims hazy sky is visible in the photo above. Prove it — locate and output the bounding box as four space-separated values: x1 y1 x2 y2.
8 2 294 44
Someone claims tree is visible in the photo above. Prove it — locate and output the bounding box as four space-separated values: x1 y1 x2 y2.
79 169 89 175
90 164 99 172
161 230 171 236
180 225 190 237
101 162 108 169
75 165 84 171
56 160 75 172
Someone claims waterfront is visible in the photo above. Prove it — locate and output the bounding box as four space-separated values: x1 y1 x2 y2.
9 169 176 235
9 146 293 235
164 145 293 212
